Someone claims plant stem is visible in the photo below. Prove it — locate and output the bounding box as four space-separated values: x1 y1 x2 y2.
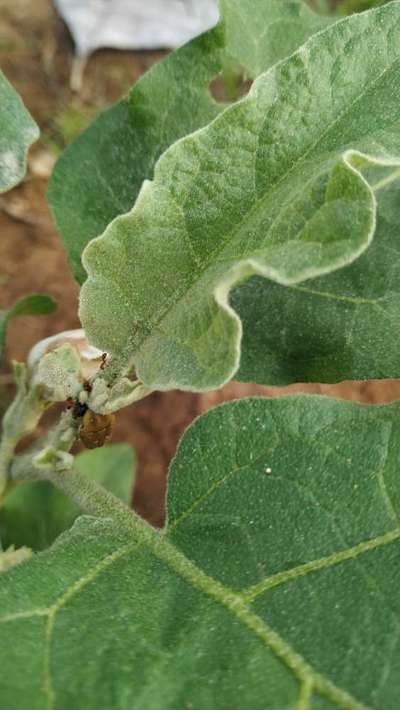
0 437 17 502
0 362 48 500
11 455 157 542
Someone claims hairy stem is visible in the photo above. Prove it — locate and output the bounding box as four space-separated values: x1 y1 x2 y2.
0 438 16 502
11 454 157 541
0 363 47 500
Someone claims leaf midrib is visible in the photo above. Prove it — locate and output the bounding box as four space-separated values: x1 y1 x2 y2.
4 519 400 709
124 19 400 362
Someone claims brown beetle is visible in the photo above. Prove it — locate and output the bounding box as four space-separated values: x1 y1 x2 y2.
79 410 116 449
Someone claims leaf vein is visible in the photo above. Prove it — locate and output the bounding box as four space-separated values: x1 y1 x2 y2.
91 19 400 371
169 450 276 532
242 528 400 602
152 533 368 709
43 541 139 710
0 608 49 624
290 285 385 306
298 678 314 710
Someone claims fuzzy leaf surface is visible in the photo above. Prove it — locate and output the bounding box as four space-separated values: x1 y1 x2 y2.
0 72 39 193
48 0 331 284
80 4 400 390
1 396 400 708
0 444 135 551
234 168 400 384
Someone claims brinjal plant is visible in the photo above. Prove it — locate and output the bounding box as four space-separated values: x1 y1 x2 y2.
2 1 400 707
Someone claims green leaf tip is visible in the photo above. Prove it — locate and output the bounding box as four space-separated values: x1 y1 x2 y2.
80 4 400 390
7 294 57 318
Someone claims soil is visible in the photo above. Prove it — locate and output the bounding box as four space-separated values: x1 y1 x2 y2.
1 0 400 526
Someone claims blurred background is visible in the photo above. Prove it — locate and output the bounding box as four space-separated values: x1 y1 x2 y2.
0 0 398 526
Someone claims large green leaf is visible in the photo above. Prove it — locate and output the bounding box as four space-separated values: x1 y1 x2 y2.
219 0 331 78
233 166 400 384
0 72 39 193
80 4 400 391
1 395 400 708
0 294 56 367
0 444 135 551
48 0 331 284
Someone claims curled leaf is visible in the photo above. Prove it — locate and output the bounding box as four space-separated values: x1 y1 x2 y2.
81 5 400 390
31 345 82 402
48 0 332 283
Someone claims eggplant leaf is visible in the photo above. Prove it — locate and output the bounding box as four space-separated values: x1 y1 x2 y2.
234 166 400 384
1 396 400 708
80 4 400 390
0 72 39 193
0 444 135 551
48 0 332 284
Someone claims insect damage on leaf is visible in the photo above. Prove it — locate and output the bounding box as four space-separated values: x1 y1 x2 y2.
4 2 400 709
80 3 400 392
48 0 333 284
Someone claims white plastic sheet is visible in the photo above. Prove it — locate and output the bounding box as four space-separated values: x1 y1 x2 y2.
55 0 219 57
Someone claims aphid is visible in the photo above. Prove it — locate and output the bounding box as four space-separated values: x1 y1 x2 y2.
79 409 116 449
